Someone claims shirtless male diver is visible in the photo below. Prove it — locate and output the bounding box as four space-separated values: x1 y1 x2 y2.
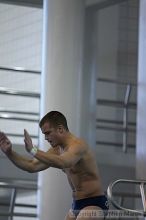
0 111 109 220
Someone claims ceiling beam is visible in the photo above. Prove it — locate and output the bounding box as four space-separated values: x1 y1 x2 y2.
0 0 128 10
0 0 129 12
0 0 43 8
87 0 128 11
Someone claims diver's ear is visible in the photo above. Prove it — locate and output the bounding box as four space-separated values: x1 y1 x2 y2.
58 125 64 134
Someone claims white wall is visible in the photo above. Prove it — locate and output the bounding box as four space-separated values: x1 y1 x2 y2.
91 1 139 192
0 3 42 145
95 2 138 170
0 3 42 180
0 3 42 69
96 5 119 145
136 0 146 180
0 4 42 219
0 1 139 216
14 191 37 220
86 0 107 6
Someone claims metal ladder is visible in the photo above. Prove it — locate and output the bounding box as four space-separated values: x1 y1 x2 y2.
96 78 137 153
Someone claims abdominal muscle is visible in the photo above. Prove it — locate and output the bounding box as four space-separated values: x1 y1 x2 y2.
66 172 104 200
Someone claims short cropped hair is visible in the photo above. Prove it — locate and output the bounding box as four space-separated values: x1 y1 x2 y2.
39 111 69 131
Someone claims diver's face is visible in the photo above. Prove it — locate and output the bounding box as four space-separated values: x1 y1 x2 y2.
41 122 62 147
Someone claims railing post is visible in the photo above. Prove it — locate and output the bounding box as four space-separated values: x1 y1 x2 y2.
123 84 131 153
8 188 17 220
140 183 146 220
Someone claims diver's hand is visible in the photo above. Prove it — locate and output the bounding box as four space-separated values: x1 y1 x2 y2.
0 132 12 155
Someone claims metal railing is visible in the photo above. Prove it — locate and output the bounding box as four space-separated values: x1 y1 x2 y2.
0 66 41 143
0 66 41 75
0 67 40 218
96 77 137 153
123 84 131 153
0 66 40 97
0 180 37 219
107 179 146 217
0 86 40 98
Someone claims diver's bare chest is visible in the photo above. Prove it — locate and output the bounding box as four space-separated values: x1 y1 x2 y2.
64 162 83 176
58 146 83 175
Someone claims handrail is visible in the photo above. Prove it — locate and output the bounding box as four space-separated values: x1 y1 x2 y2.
0 212 37 218
0 181 37 190
140 183 146 213
0 109 39 116
0 87 40 98
6 133 38 139
0 114 39 122
0 66 41 75
0 202 36 208
107 179 146 216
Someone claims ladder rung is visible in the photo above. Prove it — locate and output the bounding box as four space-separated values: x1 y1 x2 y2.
96 125 136 132
96 141 135 148
96 118 136 126
97 99 136 109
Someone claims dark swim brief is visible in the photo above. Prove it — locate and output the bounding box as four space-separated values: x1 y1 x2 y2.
72 195 109 218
